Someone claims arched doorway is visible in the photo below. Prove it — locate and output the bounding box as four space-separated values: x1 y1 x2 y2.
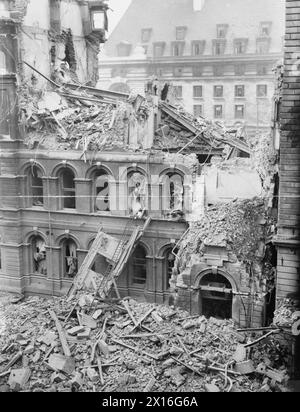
199 272 233 320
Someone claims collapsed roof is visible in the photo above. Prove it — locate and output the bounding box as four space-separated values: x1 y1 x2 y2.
19 64 251 157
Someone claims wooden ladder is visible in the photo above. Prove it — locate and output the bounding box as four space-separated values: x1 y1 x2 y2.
67 217 151 299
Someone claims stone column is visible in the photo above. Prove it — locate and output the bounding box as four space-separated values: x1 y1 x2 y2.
74 179 92 213
44 177 59 211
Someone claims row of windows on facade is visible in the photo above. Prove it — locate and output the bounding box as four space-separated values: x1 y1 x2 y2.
27 235 177 289
114 64 270 79
117 37 272 58
174 84 268 99
140 23 272 44
25 167 186 213
192 104 246 119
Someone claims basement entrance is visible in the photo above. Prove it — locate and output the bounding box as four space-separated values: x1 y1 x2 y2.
199 272 233 320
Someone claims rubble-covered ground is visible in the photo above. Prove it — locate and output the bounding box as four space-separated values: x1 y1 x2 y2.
0 293 291 393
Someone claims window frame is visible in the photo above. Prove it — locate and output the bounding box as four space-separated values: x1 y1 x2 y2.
62 239 78 279
193 104 203 118
28 165 44 208
153 42 166 58
235 85 245 98
59 168 76 210
191 40 206 56
93 170 111 213
214 104 223 119
257 84 268 98
235 104 245 119
141 28 152 43
131 244 147 287
176 26 187 41
214 85 224 98
171 41 185 57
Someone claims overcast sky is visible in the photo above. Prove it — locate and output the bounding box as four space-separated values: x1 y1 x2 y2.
107 0 132 36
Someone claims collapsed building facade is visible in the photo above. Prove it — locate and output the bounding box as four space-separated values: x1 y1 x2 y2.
0 0 292 339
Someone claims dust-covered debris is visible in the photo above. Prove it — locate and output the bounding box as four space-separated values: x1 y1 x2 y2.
0 293 291 393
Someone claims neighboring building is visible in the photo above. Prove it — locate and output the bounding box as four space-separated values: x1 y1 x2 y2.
98 0 285 135
274 0 300 377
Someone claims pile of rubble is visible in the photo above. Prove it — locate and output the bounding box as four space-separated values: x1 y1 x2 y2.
18 83 150 153
0 293 290 393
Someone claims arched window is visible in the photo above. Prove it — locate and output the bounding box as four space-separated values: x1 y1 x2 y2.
62 239 78 278
59 168 76 209
30 235 47 275
164 247 178 291
200 273 233 320
94 170 110 212
131 244 147 286
128 172 147 217
0 50 7 75
162 173 184 212
28 166 44 207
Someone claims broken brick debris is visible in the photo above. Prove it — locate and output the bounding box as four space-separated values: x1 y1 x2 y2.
0 292 291 392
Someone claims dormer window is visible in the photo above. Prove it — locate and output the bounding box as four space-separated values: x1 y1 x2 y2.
260 22 272 37
217 24 229 39
192 41 206 56
141 28 152 43
213 39 226 56
172 41 185 57
234 38 248 55
176 26 187 41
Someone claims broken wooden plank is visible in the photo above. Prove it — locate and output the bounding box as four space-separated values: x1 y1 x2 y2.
170 356 204 377
244 330 280 348
0 351 22 373
129 307 155 333
48 309 72 357
97 357 105 386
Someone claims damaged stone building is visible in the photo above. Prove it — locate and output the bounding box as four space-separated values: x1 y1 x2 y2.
0 0 295 340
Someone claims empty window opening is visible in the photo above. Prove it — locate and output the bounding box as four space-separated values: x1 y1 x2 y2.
94 170 110 212
194 104 203 117
131 244 147 286
200 273 233 320
60 168 76 209
30 166 44 207
192 41 205 56
31 236 47 275
165 247 178 291
63 239 78 278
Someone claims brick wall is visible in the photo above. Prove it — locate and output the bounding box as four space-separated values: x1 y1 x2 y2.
277 0 300 303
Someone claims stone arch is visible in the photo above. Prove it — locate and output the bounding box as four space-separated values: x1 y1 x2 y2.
51 162 79 179
85 164 115 181
193 268 238 321
20 161 46 177
56 233 81 250
25 231 48 244
120 165 149 181
157 242 178 258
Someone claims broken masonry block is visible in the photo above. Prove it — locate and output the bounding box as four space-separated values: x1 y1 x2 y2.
50 372 66 384
39 331 57 346
151 312 164 323
80 314 97 330
234 360 255 375
98 340 110 357
232 345 247 363
23 345 35 355
77 328 91 340
67 326 85 336
169 346 184 356
8 368 31 391
86 367 99 383
48 354 75 375
71 372 83 390
92 309 103 320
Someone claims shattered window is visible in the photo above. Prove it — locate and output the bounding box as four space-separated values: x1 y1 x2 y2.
94 171 110 212
63 239 78 278
132 244 147 286
61 168 76 209
31 236 47 275
257 84 268 97
30 166 44 207
235 85 245 97
235 105 245 119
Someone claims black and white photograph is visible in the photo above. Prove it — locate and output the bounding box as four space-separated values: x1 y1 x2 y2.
0 0 299 395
